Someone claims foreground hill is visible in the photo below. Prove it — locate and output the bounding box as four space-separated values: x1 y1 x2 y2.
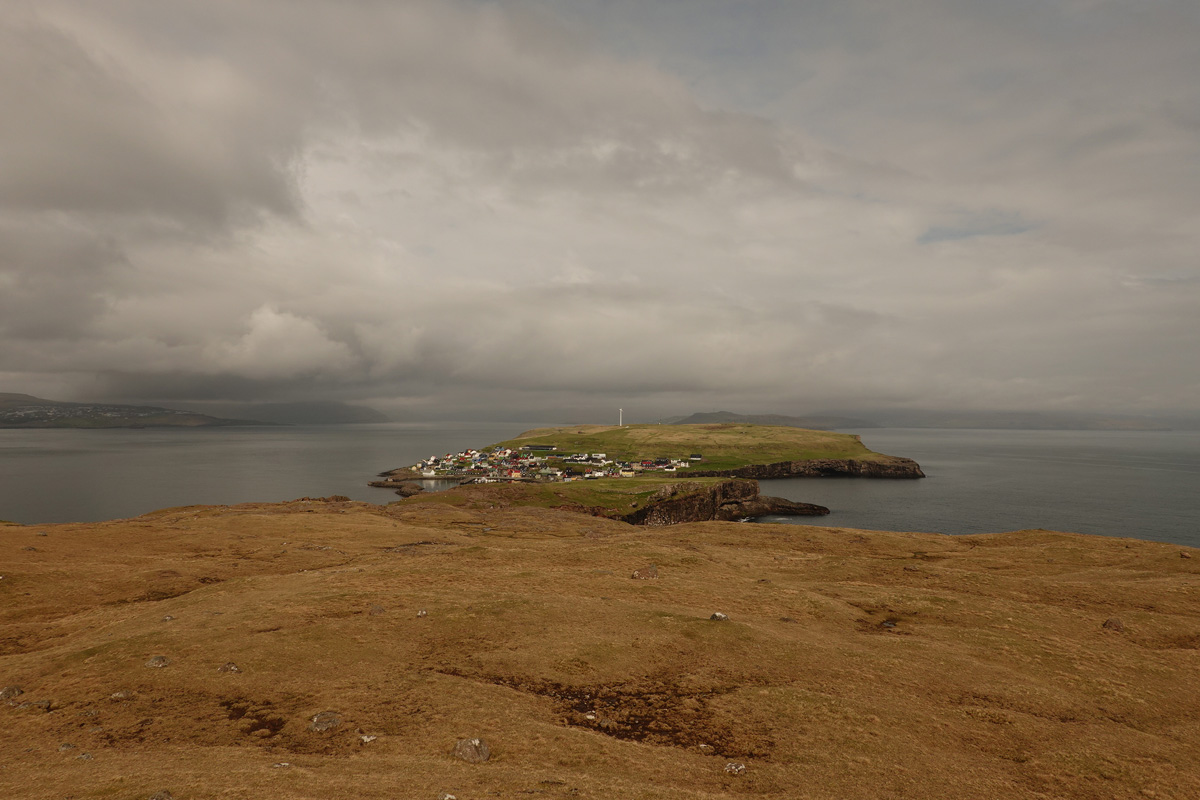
0 393 266 429
3 499 1198 799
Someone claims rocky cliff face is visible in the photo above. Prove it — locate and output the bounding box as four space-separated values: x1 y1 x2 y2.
620 479 829 526
685 457 925 480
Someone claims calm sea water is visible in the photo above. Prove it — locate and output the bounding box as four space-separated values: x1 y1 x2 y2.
1 425 1197 547
761 429 1200 547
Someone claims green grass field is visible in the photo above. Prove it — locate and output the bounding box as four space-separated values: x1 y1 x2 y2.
401 476 731 518
492 423 890 471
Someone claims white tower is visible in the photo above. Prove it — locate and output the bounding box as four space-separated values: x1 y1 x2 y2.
619 408 623 426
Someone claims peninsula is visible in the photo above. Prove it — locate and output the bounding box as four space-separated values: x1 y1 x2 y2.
372 423 923 525
0 393 266 429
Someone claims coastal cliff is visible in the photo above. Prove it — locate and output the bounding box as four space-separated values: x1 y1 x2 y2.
683 456 925 480
618 479 829 526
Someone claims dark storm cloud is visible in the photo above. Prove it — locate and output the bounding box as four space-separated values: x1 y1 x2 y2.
1 0 1197 418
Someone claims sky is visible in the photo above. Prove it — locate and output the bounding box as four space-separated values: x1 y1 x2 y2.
2 0 1198 421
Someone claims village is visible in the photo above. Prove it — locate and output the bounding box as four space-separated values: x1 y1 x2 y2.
412 444 704 483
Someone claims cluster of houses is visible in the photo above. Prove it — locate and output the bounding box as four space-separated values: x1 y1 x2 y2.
414 445 703 483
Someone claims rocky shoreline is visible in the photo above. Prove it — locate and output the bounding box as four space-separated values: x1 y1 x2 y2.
617 479 828 526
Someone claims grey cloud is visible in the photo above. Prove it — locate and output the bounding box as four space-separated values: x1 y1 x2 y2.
1 0 1198 418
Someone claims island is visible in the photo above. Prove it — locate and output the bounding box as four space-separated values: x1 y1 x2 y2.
370 423 924 525
0 393 267 429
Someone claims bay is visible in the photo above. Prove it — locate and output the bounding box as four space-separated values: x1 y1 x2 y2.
0 422 534 525
1 424 1197 548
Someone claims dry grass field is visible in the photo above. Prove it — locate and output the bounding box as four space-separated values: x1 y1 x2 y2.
3 498 1199 799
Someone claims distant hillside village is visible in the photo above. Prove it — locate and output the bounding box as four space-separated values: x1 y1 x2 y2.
415 445 703 482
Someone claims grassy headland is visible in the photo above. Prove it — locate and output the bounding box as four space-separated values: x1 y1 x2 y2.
493 423 894 472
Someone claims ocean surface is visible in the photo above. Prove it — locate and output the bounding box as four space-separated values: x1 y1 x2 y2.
1 424 1197 547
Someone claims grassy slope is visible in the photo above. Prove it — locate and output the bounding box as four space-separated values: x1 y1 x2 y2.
492 423 891 471
2 500 1198 799
400 476 731 517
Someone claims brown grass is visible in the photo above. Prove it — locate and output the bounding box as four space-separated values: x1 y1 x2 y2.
2 498 1199 799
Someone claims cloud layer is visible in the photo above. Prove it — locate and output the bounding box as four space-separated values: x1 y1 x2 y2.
2 0 1197 419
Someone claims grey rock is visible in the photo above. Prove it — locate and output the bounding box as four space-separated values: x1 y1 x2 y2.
217 662 241 674
310 710 342 732
149 792 175 800
36 531 48 536
145 655 171 668
453 737 491 763
76 752 93 761
1102 617 1125 632
631 564 658 580
110 690 133 701
439 794 458 800
724 762 746 774
161 615 175 622
1182 551 1192 559
710 612 729 621
0 686 23 701
417 609 428 618
22 546 37 551
58 743 76 752
368 604 386 616
18 700 51 711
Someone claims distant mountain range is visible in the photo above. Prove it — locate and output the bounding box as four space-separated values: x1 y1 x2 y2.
0 393 266 429
663 409 1199 431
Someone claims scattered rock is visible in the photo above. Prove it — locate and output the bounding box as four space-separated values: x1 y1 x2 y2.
58 743 76 752
903 566 921 572
36 530 47 536
1182 551 1192 559
453 737 491 763
439 794 458 800
78 709 98 717
77 752 93 761
779 617 798 623
710 612 729 621
880 620 898 629
217 662 241 674
631 564 658 580
310 710 343 732
161 615 175 622
18 699 51 711
110 690 133 701
22 546 37 552
272 762 291 768
360 734 377 744
698 744 715 754
724 762 746 775
417 609 428 618
368 604 386 616
1103 617 1125 632
149 792 175 800
145 655 171 668
0 686 23 702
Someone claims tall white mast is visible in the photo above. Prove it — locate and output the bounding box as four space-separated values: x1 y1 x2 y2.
619 408 623 427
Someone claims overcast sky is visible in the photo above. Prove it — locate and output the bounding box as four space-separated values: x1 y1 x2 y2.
2 0 1197 421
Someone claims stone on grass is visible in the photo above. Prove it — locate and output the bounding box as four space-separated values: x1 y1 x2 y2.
1102 617 1125 631
368 604 386 616
76 752 93 761
310 711 342 732
161 615 175 622
710 612 729 621
1182 551 1192 559
724 762 746 774
149 792 175 800
110 690 133 701
58 743 76 752
145 655 171 668
453 737 491 763
631 564 658 580
417 609 428 618
360 734 377 744
439 794 458 800
0 686 23 702
217 662 241 674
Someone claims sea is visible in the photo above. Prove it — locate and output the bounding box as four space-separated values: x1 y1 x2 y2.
1 424 1197 548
